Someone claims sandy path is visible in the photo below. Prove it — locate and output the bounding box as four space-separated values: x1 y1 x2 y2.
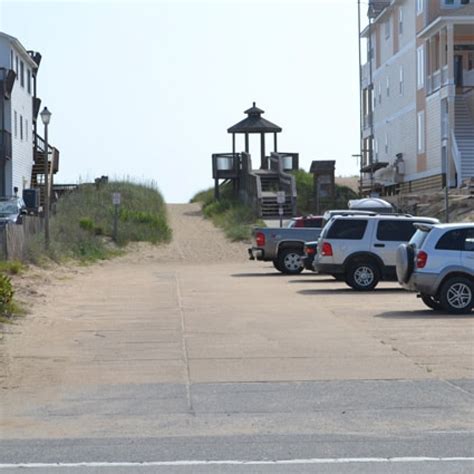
0 203 472 442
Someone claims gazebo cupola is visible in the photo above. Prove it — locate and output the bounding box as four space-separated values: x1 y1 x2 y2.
227 102 282 169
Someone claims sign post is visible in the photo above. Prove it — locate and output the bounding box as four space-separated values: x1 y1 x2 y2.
112 192 121 242
276 191 286 228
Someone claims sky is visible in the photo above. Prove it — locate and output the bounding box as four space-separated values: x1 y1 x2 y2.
0 0 366 203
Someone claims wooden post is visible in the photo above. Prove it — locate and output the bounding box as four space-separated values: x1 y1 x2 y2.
261 132 266 169
245 133 249 153
232 133 236 156
214 179 220 200
274 133 278 152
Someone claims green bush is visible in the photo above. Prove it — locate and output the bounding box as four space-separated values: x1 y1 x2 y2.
192 187 261 242
292 170 359 215
0 273 14 316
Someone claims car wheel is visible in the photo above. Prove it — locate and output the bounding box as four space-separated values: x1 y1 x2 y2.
273 260 283 272
420 294 443 311
346 261 380 291
278 248 304 275
439 277 474 314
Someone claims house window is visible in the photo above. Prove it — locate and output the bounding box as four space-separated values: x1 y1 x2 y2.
400 66 404 95
385 18 391 39
10 50 14 69
20 61 24 87
25 119 28 141
386 77 390 97
20 115 23 141
27 69 31 94
14 111 17 138
15 55 19 80
378 83 382 104
417 0 424 14
399 8 404 34
417 111 425 153
417 46 425 89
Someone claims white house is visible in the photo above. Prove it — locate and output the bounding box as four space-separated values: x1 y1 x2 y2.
360 0 474 195
0 32 41 197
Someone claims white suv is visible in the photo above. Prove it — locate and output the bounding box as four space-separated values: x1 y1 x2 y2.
313 215 438 291
397 223 474 314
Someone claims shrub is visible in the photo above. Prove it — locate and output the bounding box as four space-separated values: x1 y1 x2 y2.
26 181 171 263
192 187 261 242
0 273 14 316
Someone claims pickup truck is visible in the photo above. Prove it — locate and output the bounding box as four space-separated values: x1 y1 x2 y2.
248 226 322 274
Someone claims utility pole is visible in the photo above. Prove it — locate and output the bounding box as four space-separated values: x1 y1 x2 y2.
40 107 52 250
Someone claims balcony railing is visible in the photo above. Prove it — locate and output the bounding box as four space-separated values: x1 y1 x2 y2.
0 130 12 160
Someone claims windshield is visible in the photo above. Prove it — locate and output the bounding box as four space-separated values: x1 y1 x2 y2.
0 202 18 215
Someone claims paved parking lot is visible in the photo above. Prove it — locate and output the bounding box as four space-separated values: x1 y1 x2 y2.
0 204 472 472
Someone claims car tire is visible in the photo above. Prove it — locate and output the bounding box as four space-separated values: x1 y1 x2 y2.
439 277 474 314
273 260 283 272
420 294 443 311
396 244 415 284
346 261 380 291
278 248 304 275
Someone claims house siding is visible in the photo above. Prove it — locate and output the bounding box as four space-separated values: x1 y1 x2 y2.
0 36 34 196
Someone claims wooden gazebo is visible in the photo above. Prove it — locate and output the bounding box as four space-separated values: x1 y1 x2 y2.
227 102 282 169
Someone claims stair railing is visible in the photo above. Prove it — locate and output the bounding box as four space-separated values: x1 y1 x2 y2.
240 152 262 216
269 152 297 216
451 131 462 185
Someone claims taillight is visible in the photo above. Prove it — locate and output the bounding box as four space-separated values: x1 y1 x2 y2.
256 232 265 247
416 250 428 268
305 246 316 255
321 242 333 257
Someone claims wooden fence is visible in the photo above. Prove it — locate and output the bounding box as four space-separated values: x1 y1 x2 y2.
0 216 43 261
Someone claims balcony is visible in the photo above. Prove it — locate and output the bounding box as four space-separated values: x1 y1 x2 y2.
0 130 12 161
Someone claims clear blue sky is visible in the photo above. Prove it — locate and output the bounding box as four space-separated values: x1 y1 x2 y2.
1 0 364 203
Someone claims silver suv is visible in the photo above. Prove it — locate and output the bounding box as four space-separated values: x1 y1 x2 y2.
313 214 438 290
397 223 474 314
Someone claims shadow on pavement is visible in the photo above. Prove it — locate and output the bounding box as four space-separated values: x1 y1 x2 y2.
289 278 338 284
375 310 474 319
232 273 286 278
298 288 405 295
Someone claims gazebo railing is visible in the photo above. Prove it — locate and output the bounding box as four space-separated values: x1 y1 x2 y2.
212 153 241 179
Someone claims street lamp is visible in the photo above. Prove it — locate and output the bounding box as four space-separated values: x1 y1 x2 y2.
40 106 51 249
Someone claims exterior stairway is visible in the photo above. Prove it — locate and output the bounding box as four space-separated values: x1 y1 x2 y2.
255 170 293 218
454 96 474 184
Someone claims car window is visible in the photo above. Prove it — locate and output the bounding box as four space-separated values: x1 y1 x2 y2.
326 219 368 240
463 229 474 252
410 229 429 249
304 219 323 228
376 220 417 242
435 229 465 251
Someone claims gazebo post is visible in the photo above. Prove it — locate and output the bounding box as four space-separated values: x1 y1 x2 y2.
260 132 266 169
274 133 278 152
245 133 249 153
232 133 236 156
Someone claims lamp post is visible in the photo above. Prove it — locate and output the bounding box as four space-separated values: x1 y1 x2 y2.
40 106 51 249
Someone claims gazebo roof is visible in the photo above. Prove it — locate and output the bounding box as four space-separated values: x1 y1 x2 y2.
228 102 282 134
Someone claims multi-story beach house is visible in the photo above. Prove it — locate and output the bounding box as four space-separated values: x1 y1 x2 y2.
360 0 474 195
0 31 58 200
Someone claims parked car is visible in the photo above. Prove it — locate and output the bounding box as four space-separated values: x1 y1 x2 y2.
313 214 439 290
288 215 324 228
248 225 322 274
0 197 27 225
396 223 474 314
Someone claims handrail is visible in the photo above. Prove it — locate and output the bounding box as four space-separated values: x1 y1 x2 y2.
240 152 262 215
269 152 298 215
451 130 462 183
